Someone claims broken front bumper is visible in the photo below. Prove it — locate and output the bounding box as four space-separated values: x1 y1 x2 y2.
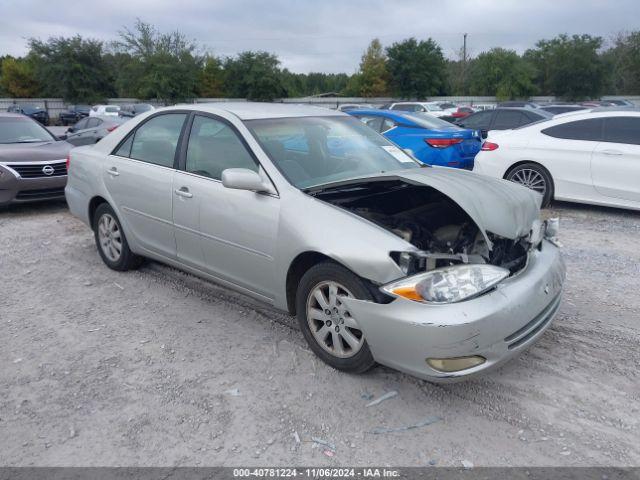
341 240 566 382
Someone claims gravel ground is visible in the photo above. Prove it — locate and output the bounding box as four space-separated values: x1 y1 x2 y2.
1 200 639 467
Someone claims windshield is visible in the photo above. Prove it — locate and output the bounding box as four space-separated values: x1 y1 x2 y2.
245 116 420 189
0 117 55 143
425 104 443 112
405 113 461 130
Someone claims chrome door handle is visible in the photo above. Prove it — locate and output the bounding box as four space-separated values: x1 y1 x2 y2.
174 187 193 198
602 149 623 156
107 167 119 176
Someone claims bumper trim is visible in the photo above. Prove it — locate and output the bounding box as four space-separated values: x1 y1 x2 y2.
505 292 562 350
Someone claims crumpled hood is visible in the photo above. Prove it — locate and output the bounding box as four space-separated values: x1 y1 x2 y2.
395 167 542 243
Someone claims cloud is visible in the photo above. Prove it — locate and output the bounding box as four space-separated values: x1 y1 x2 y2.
0 0 636 73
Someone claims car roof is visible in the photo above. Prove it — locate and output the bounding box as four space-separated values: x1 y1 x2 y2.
168 102 346 120
346 109 414 121
0 112 29 118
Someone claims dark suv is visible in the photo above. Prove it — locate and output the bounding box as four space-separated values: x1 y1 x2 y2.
7 104 50 126
59 105 91 126
455 107 552 138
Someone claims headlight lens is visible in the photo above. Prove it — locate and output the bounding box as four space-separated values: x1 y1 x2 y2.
382 264 509 304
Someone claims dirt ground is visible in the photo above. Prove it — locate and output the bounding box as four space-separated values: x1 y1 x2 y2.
1 200 639 467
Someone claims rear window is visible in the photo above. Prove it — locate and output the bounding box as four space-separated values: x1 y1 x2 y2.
542 118 604 141
405 113 460 130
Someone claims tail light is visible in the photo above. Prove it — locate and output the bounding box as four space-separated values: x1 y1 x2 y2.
106 125 119 133
425 138 463 148
481 141 499 151
66 154 70 171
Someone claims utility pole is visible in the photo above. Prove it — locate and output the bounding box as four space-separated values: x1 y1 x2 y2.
462 33 468 95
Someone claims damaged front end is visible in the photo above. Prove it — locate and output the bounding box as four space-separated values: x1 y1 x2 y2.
309 174 558 304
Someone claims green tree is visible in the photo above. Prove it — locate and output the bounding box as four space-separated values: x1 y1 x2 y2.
469 48 536 99
200 55 226 97
114 19 203 103
223 51 285 101
386 38 447 98
525 34 607 99
27 36 114 102
357 39 389 97
0 57 40 97
606 31 640 94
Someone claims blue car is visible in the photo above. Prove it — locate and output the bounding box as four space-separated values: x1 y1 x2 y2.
348 109 481 169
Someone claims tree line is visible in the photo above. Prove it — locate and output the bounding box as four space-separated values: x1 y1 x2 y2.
1 19 639 103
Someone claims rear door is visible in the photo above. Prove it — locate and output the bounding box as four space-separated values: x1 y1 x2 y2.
591 116 640 202
104 112 187 258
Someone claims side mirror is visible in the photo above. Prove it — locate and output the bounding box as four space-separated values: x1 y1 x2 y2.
481 129 488 139
221 168 276 195
57 134 68 140
67 127 75 133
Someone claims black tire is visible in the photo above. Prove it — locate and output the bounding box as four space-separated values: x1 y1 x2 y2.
92 203 143 271
296 261 376 374
506 162 554 208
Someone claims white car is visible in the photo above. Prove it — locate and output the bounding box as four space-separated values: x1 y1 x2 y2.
90 105 120 117
387 102 448 118
473 108 640 210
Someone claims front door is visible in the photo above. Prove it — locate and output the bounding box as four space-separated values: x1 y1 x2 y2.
172 114 279 299
103 113 187 258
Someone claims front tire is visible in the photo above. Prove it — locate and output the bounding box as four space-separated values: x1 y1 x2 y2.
93 203 143 271
296 262 375 374
506 162 554 208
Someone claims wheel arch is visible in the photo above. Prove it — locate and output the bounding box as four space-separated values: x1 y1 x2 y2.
285 251 390 315
88 195 110 229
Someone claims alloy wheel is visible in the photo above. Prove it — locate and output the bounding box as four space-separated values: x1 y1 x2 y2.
306 281 364 359
98 213 123 262
510 168 547 195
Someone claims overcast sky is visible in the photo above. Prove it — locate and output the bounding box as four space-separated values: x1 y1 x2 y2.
0 0 637 73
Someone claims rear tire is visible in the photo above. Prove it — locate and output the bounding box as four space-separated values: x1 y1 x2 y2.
296 261 375 374
506 162 554 208
93 203 143 271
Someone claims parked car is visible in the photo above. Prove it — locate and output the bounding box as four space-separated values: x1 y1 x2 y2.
386 102 449 118
455 107 553 138
435 102 458 115
59 105 91 126
0 112 71 205
6 104 50 126
580 100 616 107
119 103 155 118
349 109 481 169
337 104 375 112
450 106 475 119
473 104 496 111
541 105 588 115
497 101 540 109
605 99 634 107
64 116 127 146
474 108 640 210
65 103 565 382
90 105 120 117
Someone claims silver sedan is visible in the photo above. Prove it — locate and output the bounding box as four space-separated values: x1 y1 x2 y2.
65 103 565 382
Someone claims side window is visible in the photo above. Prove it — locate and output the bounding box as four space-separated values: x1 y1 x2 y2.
128 113 186 167
114 135 133 157
603 117 640 145
185 115 258 180
542 119 603 141
354 116 383 132
74 118 89 130
461 110 492 128
86 118 100 128
380 118 397 133
493 110 525 129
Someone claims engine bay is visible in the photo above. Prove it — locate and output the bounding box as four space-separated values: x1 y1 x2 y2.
311 179 530 275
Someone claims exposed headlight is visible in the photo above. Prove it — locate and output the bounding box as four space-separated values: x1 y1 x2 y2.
381 264 509 304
